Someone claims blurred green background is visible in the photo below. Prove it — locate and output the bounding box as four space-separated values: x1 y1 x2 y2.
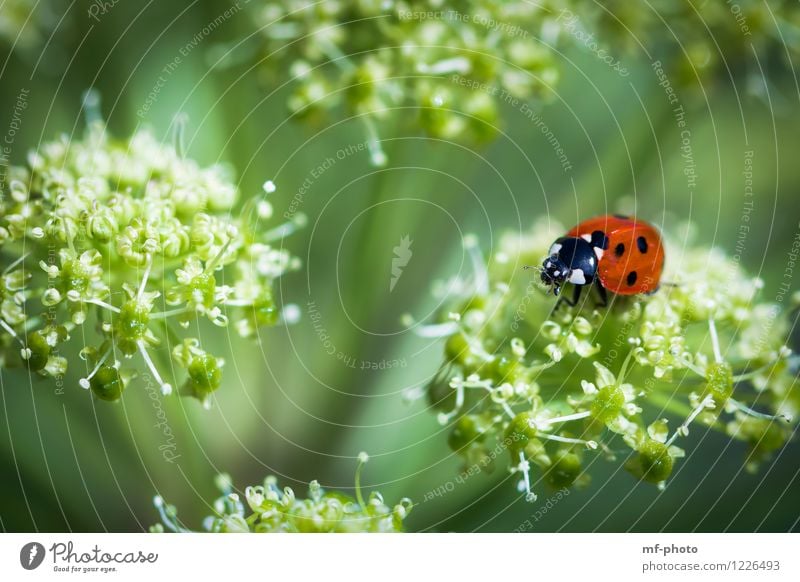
1 0 798 532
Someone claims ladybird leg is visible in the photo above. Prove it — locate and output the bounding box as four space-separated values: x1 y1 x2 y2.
548 284 570 317
562 284 583 308
644 285 660 296
594 283 608 307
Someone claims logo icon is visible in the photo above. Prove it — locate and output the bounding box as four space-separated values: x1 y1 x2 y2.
20 542 46 570
390 235 413 292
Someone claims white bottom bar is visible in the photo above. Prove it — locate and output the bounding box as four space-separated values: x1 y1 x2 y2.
1 533 796 581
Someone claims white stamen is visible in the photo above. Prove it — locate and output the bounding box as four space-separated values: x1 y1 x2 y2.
416 56 471 75
1 319 25 347
464 235 489 295
3 252 29 274
708 318 723 364
539 433 598 449
86 299 121 313
138 256 153 301
262 213 307 242
153 495 190 533
667 394 714 446
728 398 792 423
138 341 172 395
408 320 459 338
79 346 113 389
362 115 387 167
530 410 591 429
517 452 537 502
436 381 465 425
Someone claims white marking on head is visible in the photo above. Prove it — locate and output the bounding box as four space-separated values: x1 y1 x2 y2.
568 269 587 285
580 234 592 242
549 243 562 255
594 247 604 260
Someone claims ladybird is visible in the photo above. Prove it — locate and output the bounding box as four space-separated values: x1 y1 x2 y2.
538 215 665 306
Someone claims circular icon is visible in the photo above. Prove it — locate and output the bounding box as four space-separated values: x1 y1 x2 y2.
19 542 46 570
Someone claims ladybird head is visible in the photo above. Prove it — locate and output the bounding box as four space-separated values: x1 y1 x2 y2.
539 254 569 294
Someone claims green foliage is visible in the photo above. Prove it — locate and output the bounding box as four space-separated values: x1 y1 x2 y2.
0 122 301 406
413 220 797 499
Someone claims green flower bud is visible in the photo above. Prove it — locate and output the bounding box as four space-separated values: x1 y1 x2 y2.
448 414 487 452
345 57 389 111
462 91 499 142
190 272 216 309
117 300 151 355
22 330 51 371
90 366 125 401
504 411 537 455
546 450 582 489
418 85 461 139
483 356 523 385
251 296 278 327
627 440 674 484
426 369 461 412
443 332 467 361
185 353 223 399
591 384 625 425
62 259 91 294
706 361 734 408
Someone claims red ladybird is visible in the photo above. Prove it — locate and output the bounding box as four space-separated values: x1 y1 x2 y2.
538 215 664 306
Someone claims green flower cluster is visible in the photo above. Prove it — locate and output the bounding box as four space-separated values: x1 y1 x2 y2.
246 1 800 164
151 454 413 533
0 121 302 406
584 0 800 90
410 220 797 500
254 0 563 164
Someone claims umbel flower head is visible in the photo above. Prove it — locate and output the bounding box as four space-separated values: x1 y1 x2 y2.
408 220 797 501
151 453 413 533
251 0 564 165
0 115 302 406
242 1 800 165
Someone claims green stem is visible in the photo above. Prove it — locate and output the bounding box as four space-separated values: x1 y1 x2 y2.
646 389 725 434
354 454 368 509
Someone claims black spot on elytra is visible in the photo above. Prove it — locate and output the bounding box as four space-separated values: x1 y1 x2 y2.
591 230 609 250
636 236 648 254
614 242 625 257
627 271 638 286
